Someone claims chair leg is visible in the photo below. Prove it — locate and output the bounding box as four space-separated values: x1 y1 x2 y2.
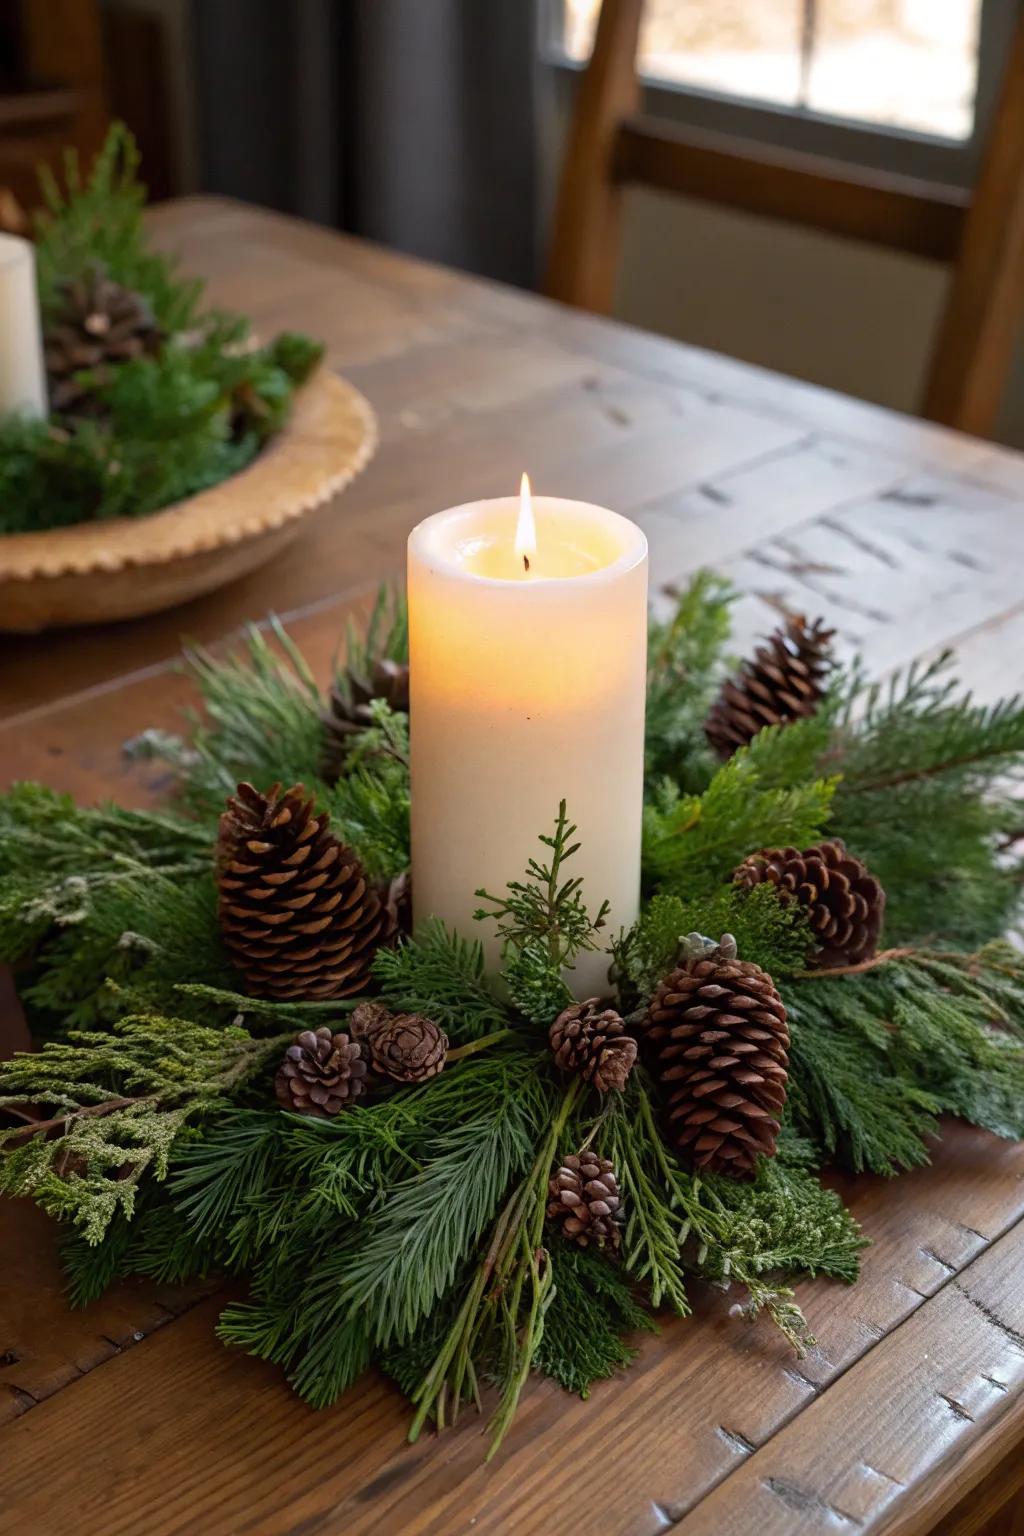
544 0 644 313
922 10 1024 438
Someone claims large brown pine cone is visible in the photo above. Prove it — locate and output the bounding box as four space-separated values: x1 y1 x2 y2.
547 1152 622 1251
642 935 789 1179
735 839 885 969
44 264 162 414
274 1026 368 1116
217 782 394 1000
549 999 637 1094
364 1011 448 1083
321 658 410 783
704 615 835 759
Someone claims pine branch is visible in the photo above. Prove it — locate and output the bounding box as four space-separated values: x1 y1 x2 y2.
373 919 508 1041
167 619 326 817
645 571 734 793
643 745 836 897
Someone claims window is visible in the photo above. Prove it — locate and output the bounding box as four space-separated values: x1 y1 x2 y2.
546 0 1019 187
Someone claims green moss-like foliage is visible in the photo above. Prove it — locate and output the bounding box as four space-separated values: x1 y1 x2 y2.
0 124 323 534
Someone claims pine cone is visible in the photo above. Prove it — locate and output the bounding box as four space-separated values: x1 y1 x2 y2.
549 999 638 1093
704 615 835 759
321 658 410 783
642 934 789 1179
365 1012 448 1083
350 1000 393 1041
274 1026 368 1116
217 782 394 1001
735 840 885 969
547 1152 622 1251
44 264 162 415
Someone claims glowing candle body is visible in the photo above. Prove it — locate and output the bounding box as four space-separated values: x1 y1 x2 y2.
0 235 47 419
408 494 648 996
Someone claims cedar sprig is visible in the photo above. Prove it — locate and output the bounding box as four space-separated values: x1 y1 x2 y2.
612 884 813 1007
642 744 836 897
475 801 611 1009
606 1085 864 1352
0 1014 289 1243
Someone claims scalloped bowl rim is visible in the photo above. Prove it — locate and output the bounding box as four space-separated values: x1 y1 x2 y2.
0 368 378 582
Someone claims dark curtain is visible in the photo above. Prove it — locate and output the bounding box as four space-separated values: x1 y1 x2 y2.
191 0 538 288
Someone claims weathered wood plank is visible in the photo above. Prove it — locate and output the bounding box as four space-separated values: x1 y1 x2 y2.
0 1200 216 1428
676 1219 1024 1535
1 1124 1021 1534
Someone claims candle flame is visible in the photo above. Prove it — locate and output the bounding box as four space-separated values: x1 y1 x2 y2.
515 473 536 570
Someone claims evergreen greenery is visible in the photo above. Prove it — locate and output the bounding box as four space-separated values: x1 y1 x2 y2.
1 572 1023 1456
0 124 323 534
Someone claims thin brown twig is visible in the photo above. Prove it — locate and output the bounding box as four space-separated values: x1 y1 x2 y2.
795 947 918 980
1 1095 145 1143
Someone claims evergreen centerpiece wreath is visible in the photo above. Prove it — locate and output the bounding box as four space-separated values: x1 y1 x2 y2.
3 578 1024 1456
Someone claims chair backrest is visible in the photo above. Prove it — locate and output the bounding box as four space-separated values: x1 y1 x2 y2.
545 0 1024 438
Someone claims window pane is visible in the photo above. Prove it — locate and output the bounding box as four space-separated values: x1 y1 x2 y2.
806 0 982 140
559 0 982 139
563 0 805 107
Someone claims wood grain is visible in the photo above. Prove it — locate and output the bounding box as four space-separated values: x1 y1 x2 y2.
2 196 1024 1535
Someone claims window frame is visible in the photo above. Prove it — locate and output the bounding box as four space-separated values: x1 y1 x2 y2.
540 0 1019 191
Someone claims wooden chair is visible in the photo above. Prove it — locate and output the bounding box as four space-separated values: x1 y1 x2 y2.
545 0 1024 439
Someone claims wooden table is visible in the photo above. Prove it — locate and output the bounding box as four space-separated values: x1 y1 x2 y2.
2 198 1024 1536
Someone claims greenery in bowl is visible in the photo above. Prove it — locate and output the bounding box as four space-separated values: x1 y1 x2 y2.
0 125 323 536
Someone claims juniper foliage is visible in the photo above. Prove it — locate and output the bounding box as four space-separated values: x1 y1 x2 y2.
0 1015 287 1242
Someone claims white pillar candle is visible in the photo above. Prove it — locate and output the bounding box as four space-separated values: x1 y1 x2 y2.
0 235 47 419
408 480 648 997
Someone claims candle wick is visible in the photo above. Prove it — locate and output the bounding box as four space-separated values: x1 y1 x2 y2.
523 555 530 572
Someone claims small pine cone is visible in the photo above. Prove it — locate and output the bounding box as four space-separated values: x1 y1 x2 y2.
321 658 411 783
350 1000 393 1041
735 840 885 969
642 936 789 1179
549 999 638 1094
44 263 162 415
366 1013 448 1083
274 1026 368 1116
217 782 395 1001
704 615 835 759
547 1153 622 1251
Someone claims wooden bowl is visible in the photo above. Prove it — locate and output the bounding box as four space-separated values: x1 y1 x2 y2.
0 368 377 632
